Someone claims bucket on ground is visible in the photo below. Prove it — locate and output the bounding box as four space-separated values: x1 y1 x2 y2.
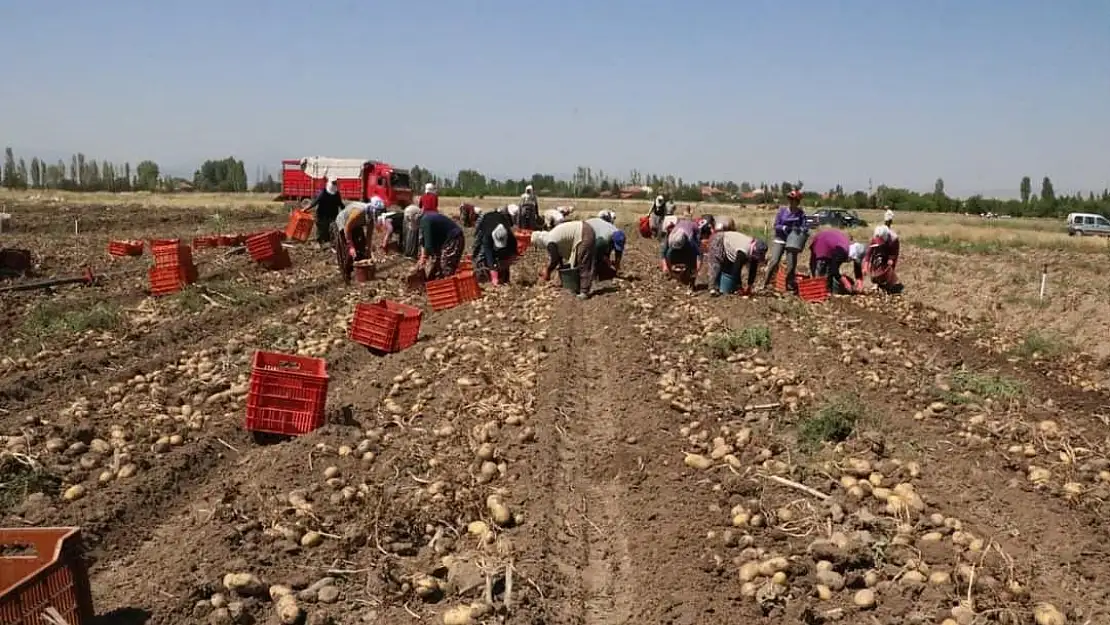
353 260 375 283
719 272 738 294
558 267 580 294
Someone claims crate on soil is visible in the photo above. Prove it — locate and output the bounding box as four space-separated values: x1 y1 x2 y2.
151 242 193 270
245 351 329 437
773 268 810 292
284 210 315 242
149 264 198 296
456 270 482 302
425 276 460 312
0 527 95 625
246 230 284 263
192 235 220 249
797 276 829 303
107 240 143 257
349 300 423 353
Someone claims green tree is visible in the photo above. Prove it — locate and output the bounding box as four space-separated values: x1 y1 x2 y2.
1019 176 1031 204
934 178 945 197
1040 176 1055 204
2 147 15 188
135 160 160 191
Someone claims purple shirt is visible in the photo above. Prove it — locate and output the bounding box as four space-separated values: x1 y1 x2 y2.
772 206 808 241
810 229 851 260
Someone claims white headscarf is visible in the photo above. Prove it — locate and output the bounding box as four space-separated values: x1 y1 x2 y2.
848 242 866 261
598 209 616 223
491 224 509 250
325 178 338 195
369 196 385 212
884 209 894 224
530 230 547 248
403 204 421 218
715 216 735 232
525 185 534 194
507 204 520 216
654 195 665 207
873 225 897 242
424 182 436 194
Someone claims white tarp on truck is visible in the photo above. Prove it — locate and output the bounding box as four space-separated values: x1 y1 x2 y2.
299 157 368 181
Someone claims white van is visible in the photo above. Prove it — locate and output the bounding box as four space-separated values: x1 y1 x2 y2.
1066 213 1110 236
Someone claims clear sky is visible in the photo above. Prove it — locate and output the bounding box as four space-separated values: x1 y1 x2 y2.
1 0 1108 197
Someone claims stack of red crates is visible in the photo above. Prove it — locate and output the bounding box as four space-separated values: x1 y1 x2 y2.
149 240 197 296
246 230 290 270
244 351 329 436
349 300 423 353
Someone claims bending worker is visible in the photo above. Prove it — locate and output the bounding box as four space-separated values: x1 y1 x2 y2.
865 225 903 294
661 217 701 289
705 217 768 296
333 199 379 283
417 211 465 280
585 212 626 278
808 227 863 294
472 208 518 285
534 219 597 300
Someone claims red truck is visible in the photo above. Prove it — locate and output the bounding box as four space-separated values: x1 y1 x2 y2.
278 157 413 208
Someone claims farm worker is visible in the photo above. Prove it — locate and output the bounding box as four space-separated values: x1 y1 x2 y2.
883 208 894 227
661 218 702 289
402 204 422 259
307 177 345 247
597 209 617 223
647 195 667 238
333 201 375 284
865 225 903 294
376 207 404 254
519 186 541 230
847 243 867 293
419 182 439 214
472 209 518 284
705 217 768 297
762 189 808 293
808 228 863 294
506 204 521 227
585 216 625 275
697 215 716 239
417 211 465 280
459 203 477 227
535 220 598 300
558 205 575 217
543 208 566 230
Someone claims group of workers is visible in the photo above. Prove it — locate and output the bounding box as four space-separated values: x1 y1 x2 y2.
648 191 903 296
302 176 902 297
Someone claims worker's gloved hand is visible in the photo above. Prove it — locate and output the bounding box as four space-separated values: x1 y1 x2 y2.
740 286 752 296
540 268 550 282
347 245 357 259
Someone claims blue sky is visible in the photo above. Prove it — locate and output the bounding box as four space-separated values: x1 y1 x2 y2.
1 0 1108 198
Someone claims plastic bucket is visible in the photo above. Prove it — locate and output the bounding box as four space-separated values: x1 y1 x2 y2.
785 230 808 252
558 267 580 294
354 262 375 283
719 272 738 294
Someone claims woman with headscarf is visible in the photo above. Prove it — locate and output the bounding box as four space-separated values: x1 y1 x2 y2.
647 195 668 238
307 177 345 248
534 219 597 300
597 209 617 224
376 204 405 254
661 218 702 290
705 217 768 296
506 204 521 227
883 207 894 227
762 189 809 293
865 225 903 294
585 215 626 278
472 208 518 284
419 182 439 214
458 202 478 227
332 198 379 283
401 204 422 259
543 207 566 230
417 211 465 280
808 228 863 294
519 185 541 230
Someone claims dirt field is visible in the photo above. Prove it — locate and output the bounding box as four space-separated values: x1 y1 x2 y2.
1 197 1106 625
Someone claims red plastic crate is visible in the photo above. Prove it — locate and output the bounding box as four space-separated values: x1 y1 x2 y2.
107 240 143 257
455 270 482 302
513 231 532 257
797 276 829 303
193 235 220 249
425 276 460 312
245 351 329 437
150 238 179 248
457 257 474 272
246 231 283 263
151 243 193 270
285 210 315 242
149 264 197 296
773 268 810 292
0 527 95 625
349 300 423 353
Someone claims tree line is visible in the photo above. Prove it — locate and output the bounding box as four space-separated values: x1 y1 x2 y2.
3 146 1107 218
1 147 254 193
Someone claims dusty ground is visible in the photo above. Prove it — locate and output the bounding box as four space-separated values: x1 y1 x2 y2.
1 201 1107 625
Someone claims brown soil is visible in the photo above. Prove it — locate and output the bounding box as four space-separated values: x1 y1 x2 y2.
2 205 1108 625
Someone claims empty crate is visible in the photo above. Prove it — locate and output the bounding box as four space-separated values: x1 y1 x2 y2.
0 527 95 625
245 351 329 436
349 300 423 353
